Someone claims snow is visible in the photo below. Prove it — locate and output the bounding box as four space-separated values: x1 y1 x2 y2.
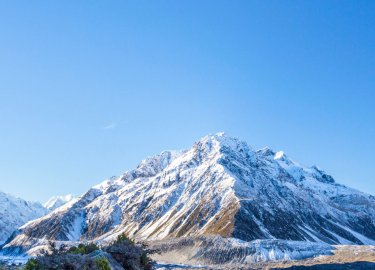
93 179 113 191
0 255 28 265
0 191 48 245
149 236 334 266
67 213 85 241
299 226 323 243
274 151 285 160
3 132 375 257
155 262 208 269
332 222 375 245
44 194 75 211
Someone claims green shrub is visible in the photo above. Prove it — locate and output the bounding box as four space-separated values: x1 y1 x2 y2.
95 257 111 270
24 259 41 270
140 251 151 267
114 233 134 245
68 243 99 255
22 235 152 270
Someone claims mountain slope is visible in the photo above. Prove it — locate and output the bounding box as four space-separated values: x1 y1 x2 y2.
2 133 375 255
0 191 48 245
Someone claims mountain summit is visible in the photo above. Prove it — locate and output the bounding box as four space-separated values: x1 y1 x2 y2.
3 133 375 255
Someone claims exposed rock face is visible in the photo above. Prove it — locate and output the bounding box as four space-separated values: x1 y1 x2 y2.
2 133 375 255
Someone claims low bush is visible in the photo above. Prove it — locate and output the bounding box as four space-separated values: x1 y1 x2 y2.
94 258 111 270
114 233 134 245
23 259 40 270
68 243 99 255
105 233 152 270
23 236 153 270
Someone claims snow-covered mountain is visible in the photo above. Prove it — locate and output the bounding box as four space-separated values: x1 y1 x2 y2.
0 191 48 245
2 133 375 256
44 194 75 211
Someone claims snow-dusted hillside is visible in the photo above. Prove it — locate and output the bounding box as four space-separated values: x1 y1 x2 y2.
149 236 333 266
2 133 375 256
44 194 75 211
0 191 48 245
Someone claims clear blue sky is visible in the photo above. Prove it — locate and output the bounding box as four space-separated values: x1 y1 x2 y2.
0 1 374 202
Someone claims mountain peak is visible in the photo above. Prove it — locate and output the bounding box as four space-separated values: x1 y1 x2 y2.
197 132 238 144
193 132 252 156
274 151 285 160
3 133 375 256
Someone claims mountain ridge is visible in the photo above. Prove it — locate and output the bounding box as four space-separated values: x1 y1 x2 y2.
2 133 375 256
0 191 48 245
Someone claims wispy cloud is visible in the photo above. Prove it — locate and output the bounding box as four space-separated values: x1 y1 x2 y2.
103 122 117 130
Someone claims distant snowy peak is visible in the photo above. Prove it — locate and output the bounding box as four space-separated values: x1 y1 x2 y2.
44 194 75 211
0 191 48 245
